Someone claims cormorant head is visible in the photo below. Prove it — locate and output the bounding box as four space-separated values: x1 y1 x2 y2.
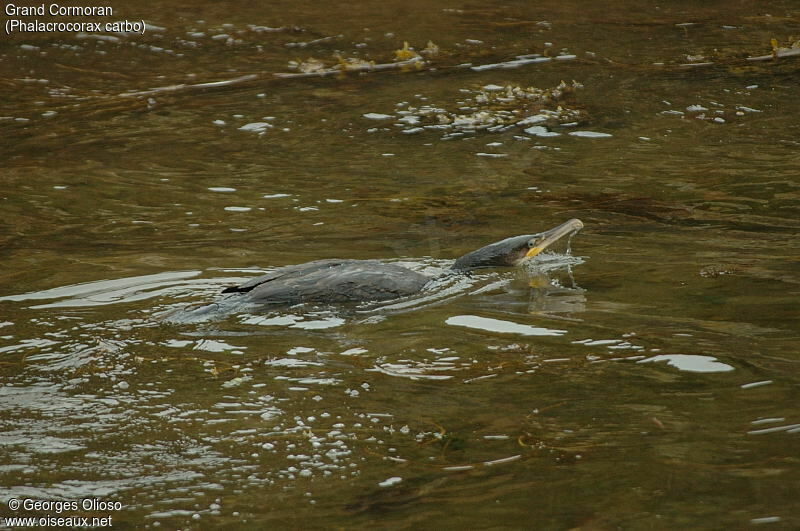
451 218 583 272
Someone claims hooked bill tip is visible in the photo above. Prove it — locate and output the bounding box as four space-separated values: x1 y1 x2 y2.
567 218 584 230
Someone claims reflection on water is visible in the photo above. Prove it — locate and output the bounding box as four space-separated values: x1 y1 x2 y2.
0 271 208 308
638 353 735 373
445 315 567 336
2 0 800 527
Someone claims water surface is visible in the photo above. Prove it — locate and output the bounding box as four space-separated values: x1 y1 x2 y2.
2 0 799 528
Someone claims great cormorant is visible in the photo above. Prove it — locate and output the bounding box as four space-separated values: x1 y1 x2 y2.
220 218 583 306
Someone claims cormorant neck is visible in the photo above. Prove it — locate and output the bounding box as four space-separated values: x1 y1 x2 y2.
449 234 534 272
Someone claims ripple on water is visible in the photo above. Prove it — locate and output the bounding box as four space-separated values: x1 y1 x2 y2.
0 252 595 522
0 271 204 306
192 339 246 353
241 312 345 329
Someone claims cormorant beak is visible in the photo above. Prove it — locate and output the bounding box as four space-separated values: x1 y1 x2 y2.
522 218 584 261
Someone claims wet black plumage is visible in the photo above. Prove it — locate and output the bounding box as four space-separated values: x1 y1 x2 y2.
221 259 429 304
221 219 583 306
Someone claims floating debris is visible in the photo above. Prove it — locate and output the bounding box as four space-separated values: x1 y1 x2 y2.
369 81 584 138
394 41 419 61
748 37 800 61
282 43 438 79
421 40 440 57
279 55 424 78
287 57 327 73
471 53 575 72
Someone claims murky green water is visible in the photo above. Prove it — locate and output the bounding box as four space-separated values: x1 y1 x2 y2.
2 0 799 528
